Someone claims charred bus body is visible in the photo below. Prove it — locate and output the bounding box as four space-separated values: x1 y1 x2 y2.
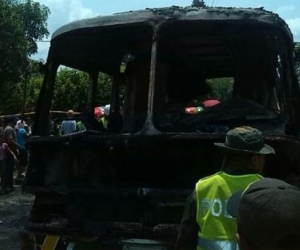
22 5 300 250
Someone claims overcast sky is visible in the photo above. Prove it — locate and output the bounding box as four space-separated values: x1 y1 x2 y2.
32 0 300 60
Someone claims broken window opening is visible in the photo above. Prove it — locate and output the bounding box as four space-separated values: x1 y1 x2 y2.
150 21 285 134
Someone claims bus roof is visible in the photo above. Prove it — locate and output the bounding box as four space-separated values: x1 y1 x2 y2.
48 6 294 74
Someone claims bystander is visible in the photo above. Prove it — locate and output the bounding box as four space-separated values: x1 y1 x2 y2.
16 121 29 179
227 178 300 249
0 132 17 194
3 116 19 192
61 110 76 135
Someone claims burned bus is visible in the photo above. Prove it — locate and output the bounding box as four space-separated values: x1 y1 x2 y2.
21 4 300 250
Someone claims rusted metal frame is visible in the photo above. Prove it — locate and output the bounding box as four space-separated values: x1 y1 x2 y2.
86 70 98 131
276 37 300 136
285 44 300 135
272 47 281 112
274 38 287 114
287 42 300 111
137 23 162 135
87 71 98 115
111 75 120 114
32 68 48 135
33 62 59 135
264 36 280 111
25 221 180 238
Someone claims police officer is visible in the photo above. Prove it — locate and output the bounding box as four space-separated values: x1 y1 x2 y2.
175 126 275 250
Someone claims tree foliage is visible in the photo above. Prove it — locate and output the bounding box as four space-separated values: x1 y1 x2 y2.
0 66 113 115
0 60 43 114
0 0 50 114
206 77 234 101
0 0 50 83
52 68 112 111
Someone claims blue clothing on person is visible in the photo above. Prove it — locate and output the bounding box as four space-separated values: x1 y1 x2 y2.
16 128 27 149
61 120 76 135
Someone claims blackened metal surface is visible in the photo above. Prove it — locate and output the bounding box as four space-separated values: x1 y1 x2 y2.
138 26 161 135
26 131 300 192
48 6 293 74
25 131 300 248
52 7 292 41
25 188 185 246
87 72 98 116
32 62 59 136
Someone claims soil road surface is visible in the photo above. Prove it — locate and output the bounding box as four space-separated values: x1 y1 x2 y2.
0 186 34 250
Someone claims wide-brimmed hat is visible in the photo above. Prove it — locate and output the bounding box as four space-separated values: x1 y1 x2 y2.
227 178 300 248
214 126 275 155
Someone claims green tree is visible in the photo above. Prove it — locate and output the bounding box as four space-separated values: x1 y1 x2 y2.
206 77 234 101
52 68 112 111
52 68 89 111
0 60 43 114
0 0 50 114
0 0 50 83
0 66 113 115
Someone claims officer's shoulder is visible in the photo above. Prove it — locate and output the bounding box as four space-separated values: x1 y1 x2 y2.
198 172 223 183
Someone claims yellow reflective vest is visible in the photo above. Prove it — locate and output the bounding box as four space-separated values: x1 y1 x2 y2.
195 171 262 250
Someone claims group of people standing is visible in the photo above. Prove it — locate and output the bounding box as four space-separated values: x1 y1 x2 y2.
0 105 112 193
60 105 111 135
0 116 31 194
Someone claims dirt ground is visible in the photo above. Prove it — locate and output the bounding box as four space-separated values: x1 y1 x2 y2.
0 185 34 250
